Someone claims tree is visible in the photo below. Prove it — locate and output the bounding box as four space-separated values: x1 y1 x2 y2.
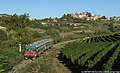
87 13 92 17
101 16 106 19
4 14 32 53
108 23 116 32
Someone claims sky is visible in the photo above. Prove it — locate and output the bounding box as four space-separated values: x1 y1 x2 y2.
0 0 120 19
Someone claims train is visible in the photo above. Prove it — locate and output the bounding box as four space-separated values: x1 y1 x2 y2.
24 38 54 60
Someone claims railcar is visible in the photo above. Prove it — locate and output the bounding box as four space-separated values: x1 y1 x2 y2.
24 38 53 60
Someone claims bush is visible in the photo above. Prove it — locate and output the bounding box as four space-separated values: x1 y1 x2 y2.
0 30 7 42
0 55 12 73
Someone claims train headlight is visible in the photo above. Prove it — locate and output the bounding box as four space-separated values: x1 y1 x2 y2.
35 55 37 57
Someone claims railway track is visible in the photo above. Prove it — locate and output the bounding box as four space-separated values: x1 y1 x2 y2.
9 39 77 73
9 60 32 73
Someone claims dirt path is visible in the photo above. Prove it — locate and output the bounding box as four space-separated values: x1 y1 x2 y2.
9 40 77 73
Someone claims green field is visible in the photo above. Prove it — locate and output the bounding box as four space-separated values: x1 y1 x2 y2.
61 33 120 71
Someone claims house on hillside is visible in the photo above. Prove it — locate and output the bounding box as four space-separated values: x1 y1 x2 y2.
0 26 6 30
113 24 120 29
70 23 80 27
0 14 10 18
41 22 48 26
51 18 57 22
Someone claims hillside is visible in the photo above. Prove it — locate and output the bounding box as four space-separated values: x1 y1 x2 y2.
0 12 120 72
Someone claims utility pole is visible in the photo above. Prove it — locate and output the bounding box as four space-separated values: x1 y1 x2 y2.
19 43 22 53
19 42 22 57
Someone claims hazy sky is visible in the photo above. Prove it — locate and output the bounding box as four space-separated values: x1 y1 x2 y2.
0 0 120 19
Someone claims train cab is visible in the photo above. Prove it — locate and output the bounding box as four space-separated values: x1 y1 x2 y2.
24 48 37 59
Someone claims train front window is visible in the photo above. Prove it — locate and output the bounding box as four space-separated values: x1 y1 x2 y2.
31 49 36 52
25 48 31 52
25 48 36 52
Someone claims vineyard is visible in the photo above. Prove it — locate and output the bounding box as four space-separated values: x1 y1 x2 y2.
61 33 120 71
83 33 120 43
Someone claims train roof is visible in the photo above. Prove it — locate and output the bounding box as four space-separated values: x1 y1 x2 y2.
25 39 53 49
